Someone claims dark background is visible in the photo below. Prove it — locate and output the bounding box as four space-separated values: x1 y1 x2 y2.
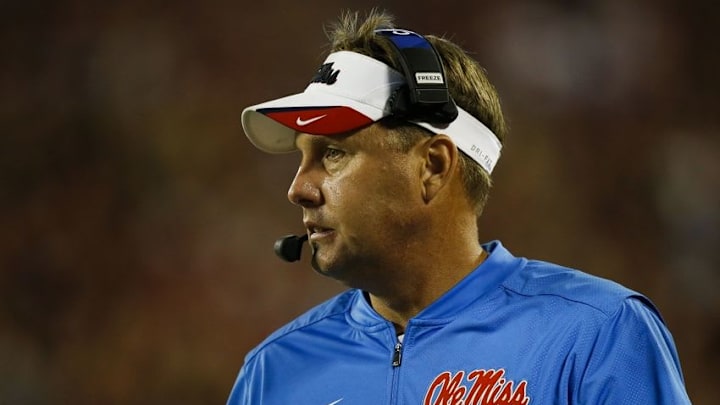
1 0 718 403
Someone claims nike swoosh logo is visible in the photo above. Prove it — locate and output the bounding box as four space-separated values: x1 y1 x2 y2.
326 399 343 405
296 114 328 126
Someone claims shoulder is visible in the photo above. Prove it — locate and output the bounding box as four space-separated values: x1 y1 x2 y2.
501 256 657 318
243 289 356 362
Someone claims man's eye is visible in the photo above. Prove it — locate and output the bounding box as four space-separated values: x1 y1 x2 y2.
323 148 344 161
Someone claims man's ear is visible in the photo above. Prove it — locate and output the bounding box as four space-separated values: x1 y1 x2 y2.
420 134 458 203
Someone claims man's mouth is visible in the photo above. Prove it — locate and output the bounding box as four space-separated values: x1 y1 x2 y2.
306 224 334 242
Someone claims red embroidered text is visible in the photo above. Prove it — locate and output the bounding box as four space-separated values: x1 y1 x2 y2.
423 369 530 405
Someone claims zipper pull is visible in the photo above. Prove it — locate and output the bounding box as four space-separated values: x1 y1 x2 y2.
392 341 403 367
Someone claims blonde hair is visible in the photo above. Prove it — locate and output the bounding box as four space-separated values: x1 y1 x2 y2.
326 9 507 215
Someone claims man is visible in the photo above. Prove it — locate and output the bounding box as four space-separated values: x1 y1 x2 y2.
228 10 691 404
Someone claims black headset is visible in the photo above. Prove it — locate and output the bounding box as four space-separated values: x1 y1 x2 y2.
375 28 458 124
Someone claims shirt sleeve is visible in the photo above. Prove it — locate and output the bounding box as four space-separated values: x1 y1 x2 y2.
576 296 691 404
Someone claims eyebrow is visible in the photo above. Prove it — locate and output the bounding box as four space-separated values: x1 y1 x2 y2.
296 133 354 150
295 133 329 149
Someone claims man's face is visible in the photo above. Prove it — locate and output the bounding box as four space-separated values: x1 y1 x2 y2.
288 124 427 286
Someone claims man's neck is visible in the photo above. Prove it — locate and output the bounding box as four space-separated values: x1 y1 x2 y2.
368 247 488 333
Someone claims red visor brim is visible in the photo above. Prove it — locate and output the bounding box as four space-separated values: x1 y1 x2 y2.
260 106 375 135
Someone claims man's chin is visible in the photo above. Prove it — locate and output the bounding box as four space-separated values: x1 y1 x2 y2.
310 245 344 278
309 244 326 272
310 252 335 276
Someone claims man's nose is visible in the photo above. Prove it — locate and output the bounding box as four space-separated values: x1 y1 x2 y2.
287 166 322 207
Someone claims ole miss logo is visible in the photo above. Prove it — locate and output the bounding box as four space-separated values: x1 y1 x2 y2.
423 369 530 405
311 62 340 85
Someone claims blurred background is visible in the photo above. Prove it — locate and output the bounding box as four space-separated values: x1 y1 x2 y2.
1 0 718 403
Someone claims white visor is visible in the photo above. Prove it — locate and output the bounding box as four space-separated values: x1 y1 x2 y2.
241 51 502 173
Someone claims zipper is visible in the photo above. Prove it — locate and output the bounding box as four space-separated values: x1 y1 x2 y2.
392 341 403 367
389 337 404 405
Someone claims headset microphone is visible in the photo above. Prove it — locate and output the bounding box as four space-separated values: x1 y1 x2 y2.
274 234 308 262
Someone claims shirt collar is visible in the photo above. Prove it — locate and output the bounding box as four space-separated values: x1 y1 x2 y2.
347 240 525 328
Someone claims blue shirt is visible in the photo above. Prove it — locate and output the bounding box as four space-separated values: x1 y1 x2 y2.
228 241 690 404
